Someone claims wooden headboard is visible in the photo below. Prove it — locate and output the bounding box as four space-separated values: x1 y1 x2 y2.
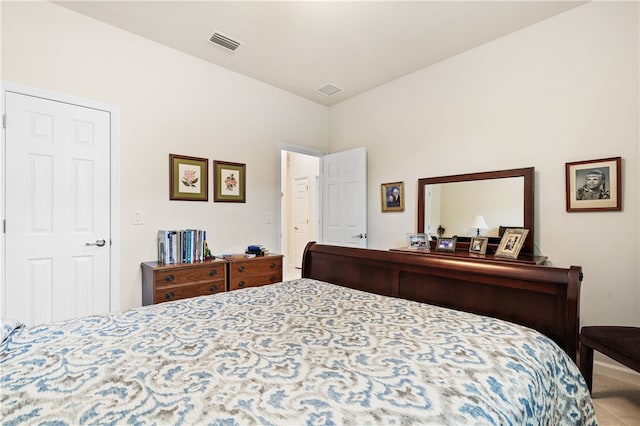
301 242 582 361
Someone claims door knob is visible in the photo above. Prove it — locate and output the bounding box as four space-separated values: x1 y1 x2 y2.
86 239 106 247
352 233 366 239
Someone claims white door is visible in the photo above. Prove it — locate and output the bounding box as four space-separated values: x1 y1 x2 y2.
322 147 367 247
293 176 311 267
4 91 111 326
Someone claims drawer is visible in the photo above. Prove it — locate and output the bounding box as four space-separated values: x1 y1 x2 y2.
154 264 225 286
154 280 225 303
229 257 282 276
229 272 282 291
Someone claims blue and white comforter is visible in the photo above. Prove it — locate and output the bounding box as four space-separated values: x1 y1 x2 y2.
1 279 596 425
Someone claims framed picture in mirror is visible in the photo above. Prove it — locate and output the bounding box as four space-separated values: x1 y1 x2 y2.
469 236 489 255
436 237 456 253
495 228 529 259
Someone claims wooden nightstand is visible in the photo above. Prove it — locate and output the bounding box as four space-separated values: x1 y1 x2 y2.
227 254 283 291
141 258 227 305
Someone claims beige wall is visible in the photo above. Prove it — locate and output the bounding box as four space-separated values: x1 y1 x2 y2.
330 0 640 338
1 1 330 310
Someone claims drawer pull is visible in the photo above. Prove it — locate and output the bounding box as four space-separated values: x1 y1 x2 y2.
209 269 218 277
270 262 276 268
238 281 246 288
238 266 245 272
270 275 276 282
165 274 175 282
209 285 218 292
165 292 176 300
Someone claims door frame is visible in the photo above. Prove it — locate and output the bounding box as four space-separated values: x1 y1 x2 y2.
1 81 121 315
277 143 326 258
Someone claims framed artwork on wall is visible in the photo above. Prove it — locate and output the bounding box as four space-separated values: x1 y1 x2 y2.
169 154 208 201
495 228 529 259
381 181 404 212
565 157 621 212
214 160 246 203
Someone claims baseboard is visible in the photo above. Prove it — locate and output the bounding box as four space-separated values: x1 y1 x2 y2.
594 360 640 385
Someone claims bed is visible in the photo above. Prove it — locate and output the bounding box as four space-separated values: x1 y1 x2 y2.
1 243 596 425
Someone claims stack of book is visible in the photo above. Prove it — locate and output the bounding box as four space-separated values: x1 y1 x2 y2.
157 229 207 264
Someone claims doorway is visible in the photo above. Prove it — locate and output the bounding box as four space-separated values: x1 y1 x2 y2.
280 148 321 280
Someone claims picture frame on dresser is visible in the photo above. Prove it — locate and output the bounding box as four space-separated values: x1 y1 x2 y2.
214 160 246 203
407 233 429 250
169 154 208 201
469 236 489 255
436 237 456 253
495 228 529 259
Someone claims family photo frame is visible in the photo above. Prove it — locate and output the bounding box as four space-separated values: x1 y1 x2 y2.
406 233 429 250
169 154 208 201
436 237 456 253
565 157 621 212
469 236 489 255
214 160 246 203
495 228 529 259
381 181 404 212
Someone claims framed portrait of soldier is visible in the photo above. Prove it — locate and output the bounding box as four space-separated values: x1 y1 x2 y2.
566 157 621 212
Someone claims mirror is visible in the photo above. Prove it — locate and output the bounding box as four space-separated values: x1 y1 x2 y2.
418 167 535 255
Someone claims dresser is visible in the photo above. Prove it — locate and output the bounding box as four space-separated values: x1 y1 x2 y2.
141 258 227 305
227 254 283 291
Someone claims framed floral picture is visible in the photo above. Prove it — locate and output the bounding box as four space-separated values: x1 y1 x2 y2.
565 157 621 212
214 160 246 203
169 154 208 201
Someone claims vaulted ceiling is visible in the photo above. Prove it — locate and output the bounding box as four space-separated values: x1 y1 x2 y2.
55 1 585 106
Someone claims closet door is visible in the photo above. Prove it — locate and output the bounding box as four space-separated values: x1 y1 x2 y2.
4 91 111 325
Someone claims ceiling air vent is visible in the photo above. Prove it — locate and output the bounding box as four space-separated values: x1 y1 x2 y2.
208 31 242 52
315 83 343 97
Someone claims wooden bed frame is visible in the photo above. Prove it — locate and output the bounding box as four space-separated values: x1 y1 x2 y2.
301 242 583 361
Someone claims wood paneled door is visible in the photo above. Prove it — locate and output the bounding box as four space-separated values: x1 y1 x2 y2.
4 90 112 325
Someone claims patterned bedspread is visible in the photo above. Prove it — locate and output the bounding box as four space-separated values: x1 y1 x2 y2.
1 279 597 425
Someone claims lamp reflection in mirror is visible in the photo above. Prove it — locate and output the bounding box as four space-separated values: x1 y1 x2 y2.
470 215 489 236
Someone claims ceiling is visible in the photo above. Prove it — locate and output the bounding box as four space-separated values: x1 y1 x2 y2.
55 1 585 106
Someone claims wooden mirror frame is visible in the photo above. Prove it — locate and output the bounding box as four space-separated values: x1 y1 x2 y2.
418 167 535 256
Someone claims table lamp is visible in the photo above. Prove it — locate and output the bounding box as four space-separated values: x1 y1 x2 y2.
470 215 489 237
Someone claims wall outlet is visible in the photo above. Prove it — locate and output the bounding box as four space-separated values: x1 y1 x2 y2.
133 210 143 225
265 212 273 224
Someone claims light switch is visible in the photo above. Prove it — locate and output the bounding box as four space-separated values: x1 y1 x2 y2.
133 210 143 225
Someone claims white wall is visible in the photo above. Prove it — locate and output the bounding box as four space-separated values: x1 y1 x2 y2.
330 0 639 340
1 1 329 310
